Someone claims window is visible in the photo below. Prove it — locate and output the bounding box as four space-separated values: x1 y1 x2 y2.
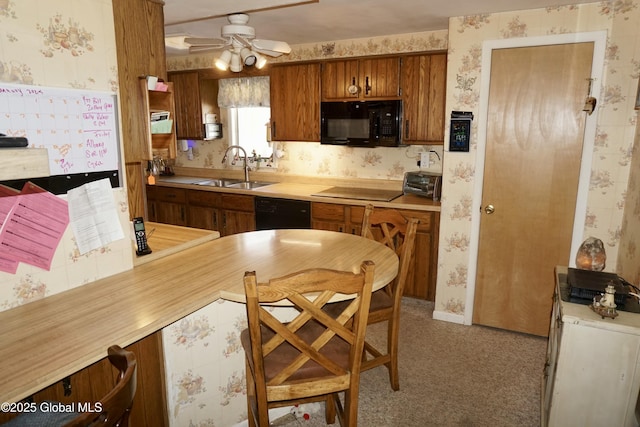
228 106 272 159
218 76 274 166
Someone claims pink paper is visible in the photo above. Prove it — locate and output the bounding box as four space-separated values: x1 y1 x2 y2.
0 184 69 271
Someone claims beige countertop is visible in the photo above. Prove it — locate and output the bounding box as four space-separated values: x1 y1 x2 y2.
155 174 441 212
0 228 397 403
133 221 220 266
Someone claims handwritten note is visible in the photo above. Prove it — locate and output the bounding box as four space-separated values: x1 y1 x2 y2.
0 83 119 175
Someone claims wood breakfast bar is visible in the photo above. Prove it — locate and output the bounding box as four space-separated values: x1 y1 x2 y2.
0 228 398 408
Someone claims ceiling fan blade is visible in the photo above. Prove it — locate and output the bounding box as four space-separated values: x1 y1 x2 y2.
252 39 291 54
189 46 222 54
252 48 284 58
184 37 228 48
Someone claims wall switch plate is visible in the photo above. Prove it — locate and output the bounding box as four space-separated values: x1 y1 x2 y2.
420 152 430 169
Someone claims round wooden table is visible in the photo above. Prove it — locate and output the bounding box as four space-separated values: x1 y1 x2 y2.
216 229 399 303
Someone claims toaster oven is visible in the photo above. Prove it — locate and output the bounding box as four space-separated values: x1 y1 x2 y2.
402 171 442 201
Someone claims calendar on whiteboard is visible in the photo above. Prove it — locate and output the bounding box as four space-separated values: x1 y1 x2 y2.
0 83 120 176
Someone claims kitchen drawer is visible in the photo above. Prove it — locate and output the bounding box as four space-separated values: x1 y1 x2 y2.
151 187 186 203
221 194 254 212
187 189 221 207
312 203 346 221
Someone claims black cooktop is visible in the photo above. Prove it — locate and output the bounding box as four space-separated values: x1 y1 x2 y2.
311 186 403 202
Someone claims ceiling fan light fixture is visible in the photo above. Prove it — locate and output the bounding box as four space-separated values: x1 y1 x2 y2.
240 47 256 66
229 52 243 72
254 51 267 69
215 49 232 71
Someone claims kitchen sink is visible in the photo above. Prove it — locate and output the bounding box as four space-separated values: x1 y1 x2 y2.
225 181 274 190
195 179 243 187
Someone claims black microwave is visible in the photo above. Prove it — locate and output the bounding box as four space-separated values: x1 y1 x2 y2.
320 100 402 147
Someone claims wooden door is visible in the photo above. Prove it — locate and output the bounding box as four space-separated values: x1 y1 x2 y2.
473 43 594 336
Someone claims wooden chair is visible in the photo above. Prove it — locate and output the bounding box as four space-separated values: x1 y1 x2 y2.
361 205 418 391
66 345 137 427
241 261 375 427
328 204 418 391
3 345 137 427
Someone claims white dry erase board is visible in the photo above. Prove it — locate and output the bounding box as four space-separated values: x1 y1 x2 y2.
0 82 120 176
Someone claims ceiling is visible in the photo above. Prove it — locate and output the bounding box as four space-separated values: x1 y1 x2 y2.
163 0 598 56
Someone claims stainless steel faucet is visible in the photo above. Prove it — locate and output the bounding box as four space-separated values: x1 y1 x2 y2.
221 145 250 182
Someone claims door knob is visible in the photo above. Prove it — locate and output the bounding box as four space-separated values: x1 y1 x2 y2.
484 204 495 214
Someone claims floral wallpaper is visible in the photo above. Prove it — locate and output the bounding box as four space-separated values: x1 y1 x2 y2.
0 0 129 312
436 2 640 323
618 106 640 285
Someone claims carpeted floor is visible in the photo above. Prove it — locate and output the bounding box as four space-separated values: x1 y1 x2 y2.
275 298 548 426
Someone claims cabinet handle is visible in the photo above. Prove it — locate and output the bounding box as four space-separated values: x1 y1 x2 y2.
365 76 371 95
63 376 72 396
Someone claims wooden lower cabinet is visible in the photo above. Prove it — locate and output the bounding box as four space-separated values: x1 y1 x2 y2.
311 202 439 301
187 189 221 230
0 332 168 426
311 202 361 234
220 193 255 235
148 187 255 237
147 185 187 226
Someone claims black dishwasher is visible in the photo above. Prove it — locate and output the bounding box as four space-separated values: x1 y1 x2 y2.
255 197 311 230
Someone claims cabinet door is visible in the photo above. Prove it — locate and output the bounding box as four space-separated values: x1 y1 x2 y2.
187 190 221 231
150 187 187 226
270 63 321 141
188 205 219 230
220 194 255 236
321 60 360 100
311 202 348 232
169 72 204 139
359 57 400 99
222 210 255 236
401 53 447 144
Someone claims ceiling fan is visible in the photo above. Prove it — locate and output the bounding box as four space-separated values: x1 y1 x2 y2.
184 13 291 72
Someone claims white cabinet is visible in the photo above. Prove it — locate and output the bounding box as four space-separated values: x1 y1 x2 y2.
542 266 640 427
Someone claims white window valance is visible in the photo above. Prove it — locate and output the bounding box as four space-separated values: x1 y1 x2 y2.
217 76 270 108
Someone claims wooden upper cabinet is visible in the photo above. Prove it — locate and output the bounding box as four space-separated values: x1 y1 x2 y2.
270 62 321 142
321 57 400 101
168 71 219 140
169 72 203 139
321 60 360 100
400 53 447 144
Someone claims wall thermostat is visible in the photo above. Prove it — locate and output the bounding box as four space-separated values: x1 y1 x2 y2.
449 111 473 152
